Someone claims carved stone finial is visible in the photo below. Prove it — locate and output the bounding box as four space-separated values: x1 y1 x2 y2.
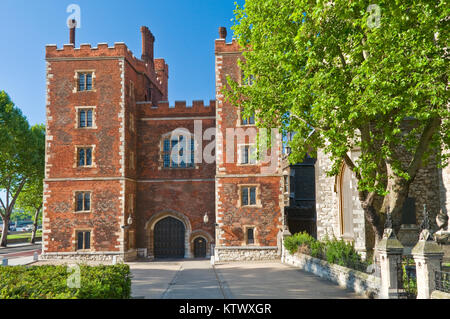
436 209 449 231
419 204 433 241
385 211 393 229
382 211 396 239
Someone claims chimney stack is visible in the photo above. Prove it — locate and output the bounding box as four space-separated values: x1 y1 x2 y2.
69 19 77 46
219 27 227 40
141 26 155 69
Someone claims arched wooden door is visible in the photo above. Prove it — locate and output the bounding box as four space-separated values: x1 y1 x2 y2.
154 217 185 258
193 237 207 258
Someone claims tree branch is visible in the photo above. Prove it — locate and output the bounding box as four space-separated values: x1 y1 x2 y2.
407 117 441 179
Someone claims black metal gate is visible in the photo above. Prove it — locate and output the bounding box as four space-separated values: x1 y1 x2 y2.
194 237 207 258
154 217 185 258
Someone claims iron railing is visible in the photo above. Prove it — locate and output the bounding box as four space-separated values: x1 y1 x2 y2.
435 270 450 293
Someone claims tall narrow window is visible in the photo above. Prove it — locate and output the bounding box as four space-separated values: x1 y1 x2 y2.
339 165 354 239
78 73 93 91
247 228 255 245
78 147 92 167
77 231 91 250
79 109 93 128
241 187 257 206
75 192 91 212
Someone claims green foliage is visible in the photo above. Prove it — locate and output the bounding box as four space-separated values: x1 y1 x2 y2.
16 124 45 215
226 0 449 234
402 258 417 299
284 232 368 271
322 237 366 271
0 264 132 299
284 231 319 255
0 91 45 246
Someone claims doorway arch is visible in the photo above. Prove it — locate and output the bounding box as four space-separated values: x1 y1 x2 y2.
154 217 185 258
338 163 355 239
145 211 192 259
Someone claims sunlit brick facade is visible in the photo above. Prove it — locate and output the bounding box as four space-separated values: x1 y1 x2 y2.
41 26 284 262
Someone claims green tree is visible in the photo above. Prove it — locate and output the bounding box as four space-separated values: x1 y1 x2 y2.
0 91 44 247
226 0 449 241
16 124 45 244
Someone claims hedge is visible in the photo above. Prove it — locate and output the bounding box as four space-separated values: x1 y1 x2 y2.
0 264 132 299
284 232 368 272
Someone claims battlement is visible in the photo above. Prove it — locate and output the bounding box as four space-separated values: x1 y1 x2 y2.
138 100 216 118
46 41 167 97
215 38 241 55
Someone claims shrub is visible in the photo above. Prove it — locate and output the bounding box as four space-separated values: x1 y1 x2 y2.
323 237 366 272
283 232 318 255
284 232 368 271
0 264 132 299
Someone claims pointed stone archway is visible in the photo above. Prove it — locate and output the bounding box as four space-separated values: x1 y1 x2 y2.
145 210 192 259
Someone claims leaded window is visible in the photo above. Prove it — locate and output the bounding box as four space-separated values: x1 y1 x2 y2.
75 192 91 212
247 228 255 245
162 135 195 169
241 187 257 206
78 147 92 167
79 109 93 128
77 231 91 250
78 73 93 91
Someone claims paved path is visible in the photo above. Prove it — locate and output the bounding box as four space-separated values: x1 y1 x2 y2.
130 259 363 299
0 242 41 265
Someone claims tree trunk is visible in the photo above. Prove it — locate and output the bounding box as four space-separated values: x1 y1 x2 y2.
1 216 9 247
30 206 41 244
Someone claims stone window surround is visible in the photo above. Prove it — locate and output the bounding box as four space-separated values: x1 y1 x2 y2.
73 190 93 213
243 225 258 246
129 113 135 133
128 194 135 214
73 145 97 168
129 80 135 99
238 184 262 208
236 107 257 127
158 130 199 170
128 229 136 250
129 150 136 171
73 70 96 93
75 106 97 129
237 143 258 166
74 228 93 252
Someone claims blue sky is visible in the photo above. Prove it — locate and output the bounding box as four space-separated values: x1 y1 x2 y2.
0 0 244 126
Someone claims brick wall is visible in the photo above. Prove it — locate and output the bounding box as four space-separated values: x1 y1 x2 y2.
214 33 284 261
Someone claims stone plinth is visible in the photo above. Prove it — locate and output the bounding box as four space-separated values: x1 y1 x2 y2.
412 238 444 299
376 229 404 299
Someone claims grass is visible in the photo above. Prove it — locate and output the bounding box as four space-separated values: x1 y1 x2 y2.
7 231 42 240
